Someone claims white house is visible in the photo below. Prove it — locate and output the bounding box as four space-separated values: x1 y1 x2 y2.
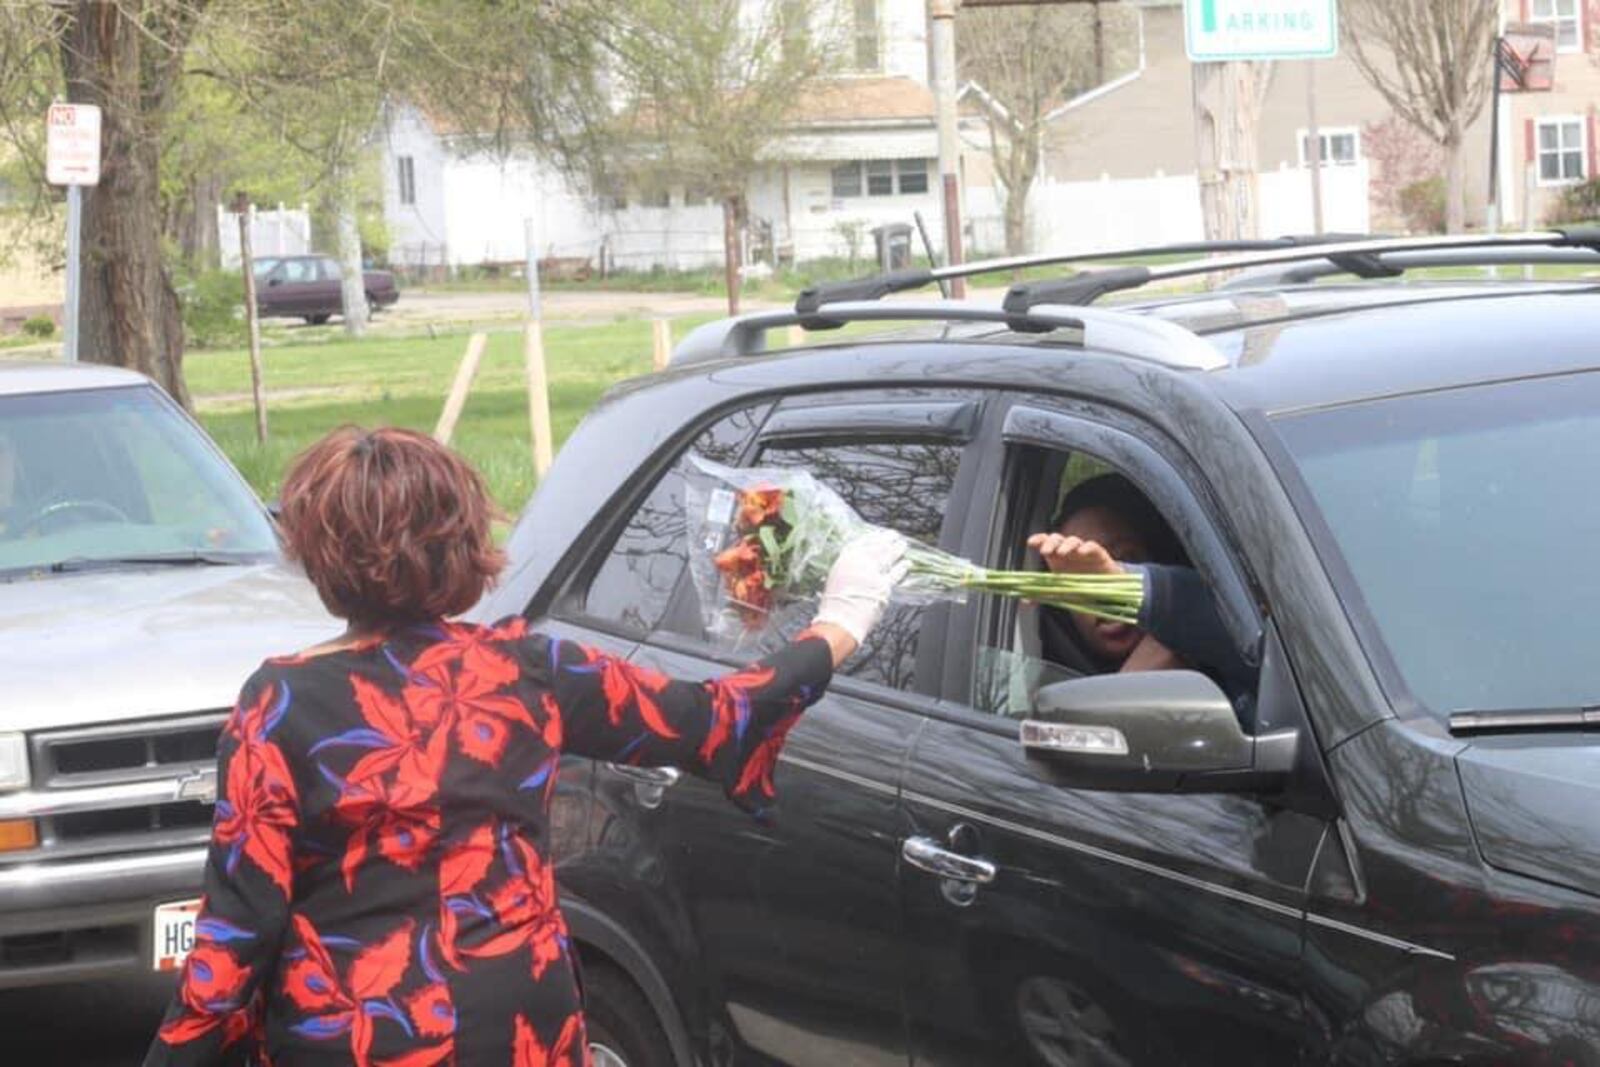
380 0 1005 273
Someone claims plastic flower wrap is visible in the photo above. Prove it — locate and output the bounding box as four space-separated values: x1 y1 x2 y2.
685 455 1144 640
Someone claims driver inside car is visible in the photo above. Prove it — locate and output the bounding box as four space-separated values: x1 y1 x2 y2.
1027 473 1255 716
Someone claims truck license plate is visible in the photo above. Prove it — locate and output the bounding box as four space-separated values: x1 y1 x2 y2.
153 898 202 972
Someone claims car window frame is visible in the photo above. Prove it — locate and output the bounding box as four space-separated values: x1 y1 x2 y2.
926 393 1266 736
715 394 985 700
545 397 777 641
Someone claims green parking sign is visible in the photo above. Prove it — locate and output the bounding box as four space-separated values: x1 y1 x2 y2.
1185 0 1339 61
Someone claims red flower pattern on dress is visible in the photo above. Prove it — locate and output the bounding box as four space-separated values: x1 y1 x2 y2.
282 916 449 1067
150 624 830 1067
513 1012 587 1067
461 834 567 981
212 683 299 898
158 939 255 1047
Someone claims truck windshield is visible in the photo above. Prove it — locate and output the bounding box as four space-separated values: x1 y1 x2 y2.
1271 371 1599 717
0 385 279 575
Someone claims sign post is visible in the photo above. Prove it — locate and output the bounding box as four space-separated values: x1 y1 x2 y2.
1184 0 1338 62
46 102 101 362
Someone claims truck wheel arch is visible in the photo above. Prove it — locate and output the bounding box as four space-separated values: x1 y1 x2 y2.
563 894 697 1066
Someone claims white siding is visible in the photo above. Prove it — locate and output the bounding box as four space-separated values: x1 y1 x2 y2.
382 106 452 268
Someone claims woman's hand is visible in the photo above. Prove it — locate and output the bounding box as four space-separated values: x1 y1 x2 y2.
1027 532 1125 577
811 530 909 666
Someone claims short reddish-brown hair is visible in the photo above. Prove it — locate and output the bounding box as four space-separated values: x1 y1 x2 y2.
278 427 505 629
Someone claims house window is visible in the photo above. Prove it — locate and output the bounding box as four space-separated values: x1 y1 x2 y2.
831 159 935 199
397 156 416 206
1536 117 1586 184
1530 0 1582 53
895 158 929 194
684 182 713 206
865 159 894 196
831 161 863 198
853 0 881 71
597 175 627 212
1298 129 1360 167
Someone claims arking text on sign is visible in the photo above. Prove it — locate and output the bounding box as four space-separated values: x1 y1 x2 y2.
1185 0 1339 62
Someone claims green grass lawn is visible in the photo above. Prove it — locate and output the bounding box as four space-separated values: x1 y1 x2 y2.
191 315 717 513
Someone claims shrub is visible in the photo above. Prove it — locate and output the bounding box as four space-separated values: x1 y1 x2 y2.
1398 177 1447 234
1545 177 1600 225
21 315 54 338
180 269 247 350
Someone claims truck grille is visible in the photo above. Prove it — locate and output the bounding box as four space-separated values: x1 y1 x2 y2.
10 713 227 862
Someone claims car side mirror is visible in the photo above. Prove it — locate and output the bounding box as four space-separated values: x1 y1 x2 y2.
1021 670 1296 794
267 276 283 287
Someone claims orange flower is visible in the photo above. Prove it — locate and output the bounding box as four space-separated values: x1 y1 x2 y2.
737 487 785 530
715 539 762 575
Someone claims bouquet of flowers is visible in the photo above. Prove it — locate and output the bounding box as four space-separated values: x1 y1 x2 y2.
684 455 1144 637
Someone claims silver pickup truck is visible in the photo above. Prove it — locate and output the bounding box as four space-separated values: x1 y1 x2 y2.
0 362 333 990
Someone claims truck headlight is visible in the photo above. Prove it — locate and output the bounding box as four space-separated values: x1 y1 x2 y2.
0 733 28 792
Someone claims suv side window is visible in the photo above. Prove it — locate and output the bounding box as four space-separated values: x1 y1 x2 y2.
964 409 1260 726
318 257 343 281
578 402 772 634
734 437 963 691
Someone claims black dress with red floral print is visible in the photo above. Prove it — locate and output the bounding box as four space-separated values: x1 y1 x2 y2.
143 617 833 1067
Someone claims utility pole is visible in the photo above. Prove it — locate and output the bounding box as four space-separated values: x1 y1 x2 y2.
930 0 966 295
1306 60 1324 234
1191 60 1263 243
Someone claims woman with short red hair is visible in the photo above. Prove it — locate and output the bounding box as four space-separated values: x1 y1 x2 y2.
145 426 905 1067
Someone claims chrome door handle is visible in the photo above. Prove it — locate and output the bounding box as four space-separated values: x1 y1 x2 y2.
902 836 997 886
606 764 681 809
607 764 682 788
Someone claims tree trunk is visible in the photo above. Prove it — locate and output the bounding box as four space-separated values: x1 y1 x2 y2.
1192 61 1263 245
58 3 190 407
335 168 369 337
722 195 741 316
1003 183 1029 255
1444 131 1466 234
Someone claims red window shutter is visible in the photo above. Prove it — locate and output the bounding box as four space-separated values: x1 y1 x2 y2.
1519 0 1529 20
1526 117 1537 164
1589 111 1598 178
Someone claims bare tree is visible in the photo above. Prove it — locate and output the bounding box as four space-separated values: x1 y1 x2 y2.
1343 0 1497 234
957 2 1136 255
598 0 839 314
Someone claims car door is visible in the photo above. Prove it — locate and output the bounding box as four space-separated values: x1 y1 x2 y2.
899 400 1332 1066
314 256 346 316
261 257 318 316
624 390 989 1064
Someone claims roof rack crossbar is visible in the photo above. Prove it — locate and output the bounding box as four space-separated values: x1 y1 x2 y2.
1004 230 1593 313
670 301 1227 372
791 233 1376 323
1218 246 1600 288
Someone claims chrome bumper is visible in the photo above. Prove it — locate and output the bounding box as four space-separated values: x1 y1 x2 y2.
0 847 206 990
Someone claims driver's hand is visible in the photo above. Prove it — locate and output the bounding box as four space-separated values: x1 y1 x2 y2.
1027 532 1124 576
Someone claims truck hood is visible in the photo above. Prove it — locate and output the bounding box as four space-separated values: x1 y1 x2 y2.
0 562 338 732
1457 734 1600 899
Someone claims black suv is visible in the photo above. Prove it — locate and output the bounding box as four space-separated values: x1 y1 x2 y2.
474 233 1600 1066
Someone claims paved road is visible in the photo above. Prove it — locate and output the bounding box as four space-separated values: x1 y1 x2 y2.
1 973 174 1065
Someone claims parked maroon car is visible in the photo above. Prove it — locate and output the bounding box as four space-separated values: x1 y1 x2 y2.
252 254 399 325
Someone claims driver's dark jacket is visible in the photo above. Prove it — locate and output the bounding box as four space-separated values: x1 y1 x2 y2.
1040 564 1256 727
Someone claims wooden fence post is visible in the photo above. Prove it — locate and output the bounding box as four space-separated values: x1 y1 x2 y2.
651 318 672 371
233 191 268 444
525 321 554 478
434 332 487 445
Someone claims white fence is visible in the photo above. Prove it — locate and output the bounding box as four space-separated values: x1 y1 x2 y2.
1028 161 1371 254
217 203 312 268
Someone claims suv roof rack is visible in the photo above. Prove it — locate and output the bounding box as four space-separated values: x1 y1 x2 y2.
670 301 1227 372
1217 244 1600 288
1000 229 1600 323
793 233 1373 327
